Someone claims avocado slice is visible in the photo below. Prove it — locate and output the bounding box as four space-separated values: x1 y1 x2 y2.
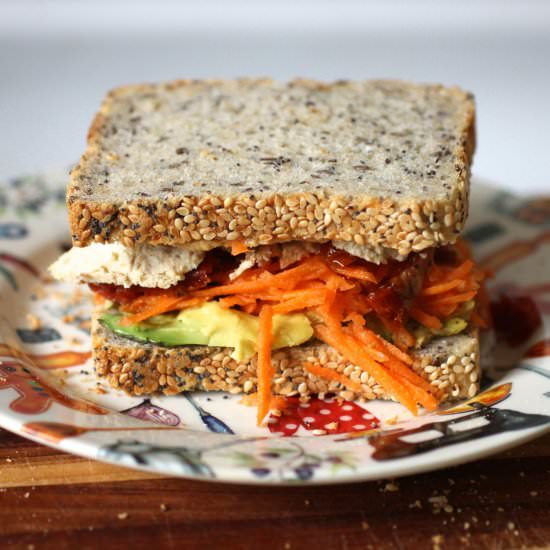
100 301 314 361
412 316 469 348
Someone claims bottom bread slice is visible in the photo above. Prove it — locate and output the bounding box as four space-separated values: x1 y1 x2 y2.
92 315 480 403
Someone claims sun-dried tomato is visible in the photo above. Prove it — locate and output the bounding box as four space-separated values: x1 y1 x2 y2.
367 285 406 323
491 294 542 347
88 283 145 305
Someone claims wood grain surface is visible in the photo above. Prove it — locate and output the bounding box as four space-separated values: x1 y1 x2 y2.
0 428 548 550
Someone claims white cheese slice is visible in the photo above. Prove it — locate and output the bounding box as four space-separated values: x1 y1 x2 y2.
49 242 205 288
332 241 407 264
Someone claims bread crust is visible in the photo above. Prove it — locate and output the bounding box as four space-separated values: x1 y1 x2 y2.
68 79 476 259
93 317 480 403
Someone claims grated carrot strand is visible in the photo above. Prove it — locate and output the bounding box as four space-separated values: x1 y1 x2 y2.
257 305 274 425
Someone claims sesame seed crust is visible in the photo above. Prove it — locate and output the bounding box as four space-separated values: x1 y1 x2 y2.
93 317 480 403
68 78 475 257
68 187 469 254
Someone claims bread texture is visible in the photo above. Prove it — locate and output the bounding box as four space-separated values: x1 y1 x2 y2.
69 79 475 260
93 315 480 404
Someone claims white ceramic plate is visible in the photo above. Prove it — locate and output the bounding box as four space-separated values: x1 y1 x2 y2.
0 170 548 484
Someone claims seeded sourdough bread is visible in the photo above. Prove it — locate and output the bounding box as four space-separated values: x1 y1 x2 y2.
69 79 475 261
93 314 479 404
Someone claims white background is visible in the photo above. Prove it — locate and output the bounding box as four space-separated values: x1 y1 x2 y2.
1 0 549 194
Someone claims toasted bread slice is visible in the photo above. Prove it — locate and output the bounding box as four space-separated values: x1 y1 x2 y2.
69 79 475 262
92 313 479 404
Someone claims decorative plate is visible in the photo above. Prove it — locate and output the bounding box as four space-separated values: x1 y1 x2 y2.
0 170 549 485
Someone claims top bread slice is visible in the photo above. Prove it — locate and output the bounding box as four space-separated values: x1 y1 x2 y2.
68 78 475 260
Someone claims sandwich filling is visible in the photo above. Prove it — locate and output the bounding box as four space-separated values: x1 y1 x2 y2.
51 238 489 418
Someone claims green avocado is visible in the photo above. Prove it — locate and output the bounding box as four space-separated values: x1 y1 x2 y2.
412 317 469 348
410 299 475 348
100 301 314 361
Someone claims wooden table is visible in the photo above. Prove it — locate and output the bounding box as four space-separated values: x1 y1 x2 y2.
0 427 548 550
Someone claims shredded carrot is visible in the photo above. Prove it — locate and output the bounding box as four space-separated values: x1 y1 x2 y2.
428 290 477 306
382 355 435 395
400 377 440 411
121 291 167 314
240 393 289 412
347 314 414 365
422 301 458 319
421 279 463 296
314 303 343 330
347 320 436 407
230 240 249 256
376 335 413 366
343 324 389 363
409 241 488 346
338 290 372 319
330 276 357 292
272 290 329 314
378 316 415 350
322 275 340 311
346 311 366 327
218 288 330 313
194 257 329 298
409 306 442 330
305 362 362 393
446 259 474 281
245 287 326 302
256 305 274 425
269 395 288 412
243 303 261 315
330 265 378 284
314 323 418 414
120 297 203 326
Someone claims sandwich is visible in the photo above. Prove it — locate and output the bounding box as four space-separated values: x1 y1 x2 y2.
50 78 489 423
